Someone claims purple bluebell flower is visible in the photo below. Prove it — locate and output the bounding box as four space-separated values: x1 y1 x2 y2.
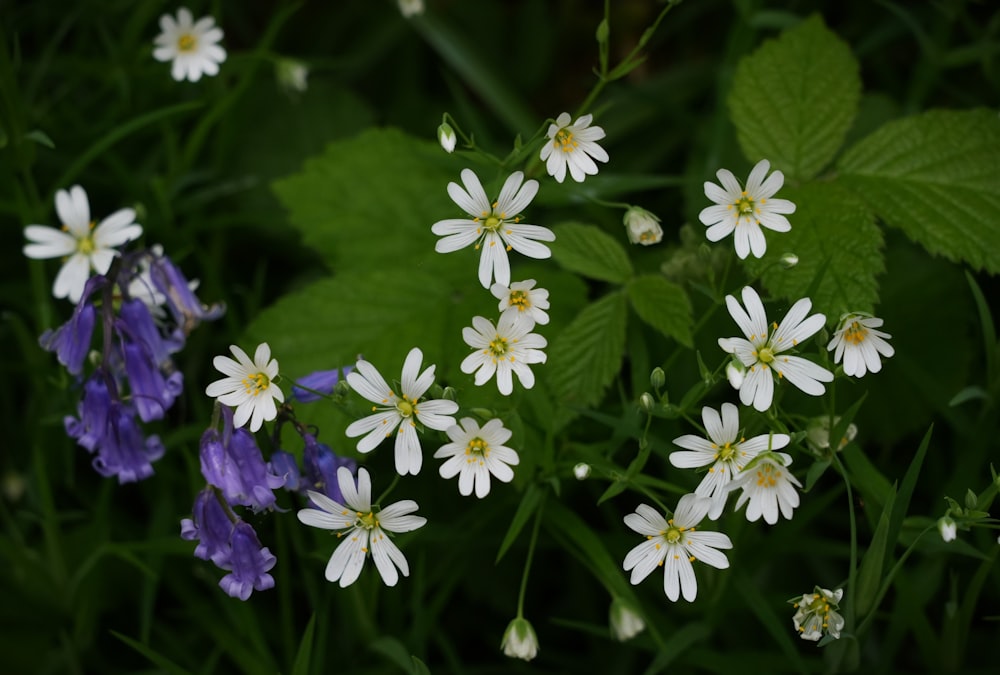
91 404 166 483
118 298 175 364
218 521 276 601
269 450 302 492
291 366 353 402
302 432 355 503
65 372 115 452
120 337 179 423
149 255 225 335
199 406 285 511
181 487 235 565
40 302 96 376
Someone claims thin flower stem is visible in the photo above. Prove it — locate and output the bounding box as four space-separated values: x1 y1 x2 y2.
516 495 547 618
830 451 859 631
375 473 401 506
854 524 934 637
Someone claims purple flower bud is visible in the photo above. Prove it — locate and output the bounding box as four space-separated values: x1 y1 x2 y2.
291 366 353 402
303 433 355 503
182 488 236 566
149 255 225 335
269 450 302 492
40 301 96 376
91 405 166 484
65 372 114 452
218 522 276 601
119 298 175 365
120 337 177 423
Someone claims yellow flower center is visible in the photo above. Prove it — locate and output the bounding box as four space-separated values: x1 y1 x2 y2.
355 511 379 530
509 290 530 311
843 321 868 345
177 33 197 52
756 463 781 487
396 397 415 418
465 437 489 457
489 336 508 358
758 346 775 364
554 128 578 153
242 372 270 396
717 441 737 461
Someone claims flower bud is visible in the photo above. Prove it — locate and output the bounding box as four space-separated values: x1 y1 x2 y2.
780 252 799 268
639 392 655 412
437 123 457 153
398 0 425 18
275 58 309 93
726 360 745 391
650 367 665 390
609 597 645 641
573 462 591 480
938 516 957 542
623 206 663 246
501 617 539 661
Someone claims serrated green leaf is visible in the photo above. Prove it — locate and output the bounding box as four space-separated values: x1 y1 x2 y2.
546 292 627 406
728 15 860 181
550 222 633 283
742 182 884 318
838 108 1000 274
626 275 693 347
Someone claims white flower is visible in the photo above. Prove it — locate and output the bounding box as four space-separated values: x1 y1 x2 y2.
573 462 591 480
500 617 539 661
297 467 426 587
623 207 663 246
727 453 802 524
345 347 459 476
434 418 519 498
698 159 796 259
432 169 554 289
669 403 790 520
23 185 142 303
490 279 550 326
205 343 284 432
609 597 645 641
726 360 745 390
437 123 457 153
623 494 733 602
938 516 957 543
805 416 857 456
790 587 845 642
718 286 833 412
153 8 227 82
828 312 894 377
539 112 609 183
398 0 425 18
461 312 547 395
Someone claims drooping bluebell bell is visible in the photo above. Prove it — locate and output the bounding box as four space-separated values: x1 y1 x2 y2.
119 335 182 423
302 432 355 503
199 406 285 511
218 522 277 601
64 371 114 453
181 487 236 566
39 298 98 376
269 450 302 492
149 254 225 335
291 366 353 403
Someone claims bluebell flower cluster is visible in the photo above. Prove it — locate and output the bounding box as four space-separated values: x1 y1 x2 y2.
41 250 223 483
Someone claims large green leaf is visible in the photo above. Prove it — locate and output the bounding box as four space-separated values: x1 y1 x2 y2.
626 275 694 347
550 222 634 284
728 15 860 181
742 182 884 318
546 292 628 407
838 108 1000 274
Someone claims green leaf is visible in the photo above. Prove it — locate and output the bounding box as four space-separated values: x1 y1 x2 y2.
290 613 316 675
546 292 628 407
550 222 633 283
23 129 54 149
111 631 193 675
856 484 896 618
843 443 893 517
838 109 1000 274
495 484 543 564
885 425 933 560
626 275 694 347
742 182 884 318
369 637 417 674
728 15 860 181
410 656 432 675
642 622 711 675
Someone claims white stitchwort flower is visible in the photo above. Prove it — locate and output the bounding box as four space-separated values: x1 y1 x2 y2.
153 8 227 82
938 515 958 543
432 169 554 289
623 494 733 602
434 418 519 498
205 343 284 432
23 185 142 303
669 403 790 520
461 312 547 395
728 452 802 524
500 617 539 661
491 279 550 326
345 347 458 476
609 597 646 641
539 112 609 183
790 587 845 642
719 286 833 412
297 467 426 587
828 312 894 377
623 206 663 246
698 159 795 259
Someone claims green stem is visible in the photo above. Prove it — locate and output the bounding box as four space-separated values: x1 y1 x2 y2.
854 524 934 637
516 496 546 617
830 452 858 631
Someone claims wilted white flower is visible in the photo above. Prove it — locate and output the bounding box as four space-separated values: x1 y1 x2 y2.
501 617 539 661
790 587 845 642
727 452 802 524
623 206 663 246
805 416 857 455
609 597 645 641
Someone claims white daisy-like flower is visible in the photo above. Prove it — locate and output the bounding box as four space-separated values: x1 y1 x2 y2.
828 312 894 377
539 112 609 183
23 185 142 303
790 587 845 642
718 286 833 412
669 403 790 520
432 169 554 289
297 466 426 588
698 159 796 259
623 494 733 602
461 312 547 396
153 8 227 83
345 347 459 476
727 452 802 524
434 418 519 498
205 343 284 432
490 279 550 327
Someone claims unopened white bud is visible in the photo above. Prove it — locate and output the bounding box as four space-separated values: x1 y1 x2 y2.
437 123 457 153
573 462 591 480
623 206 663 246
